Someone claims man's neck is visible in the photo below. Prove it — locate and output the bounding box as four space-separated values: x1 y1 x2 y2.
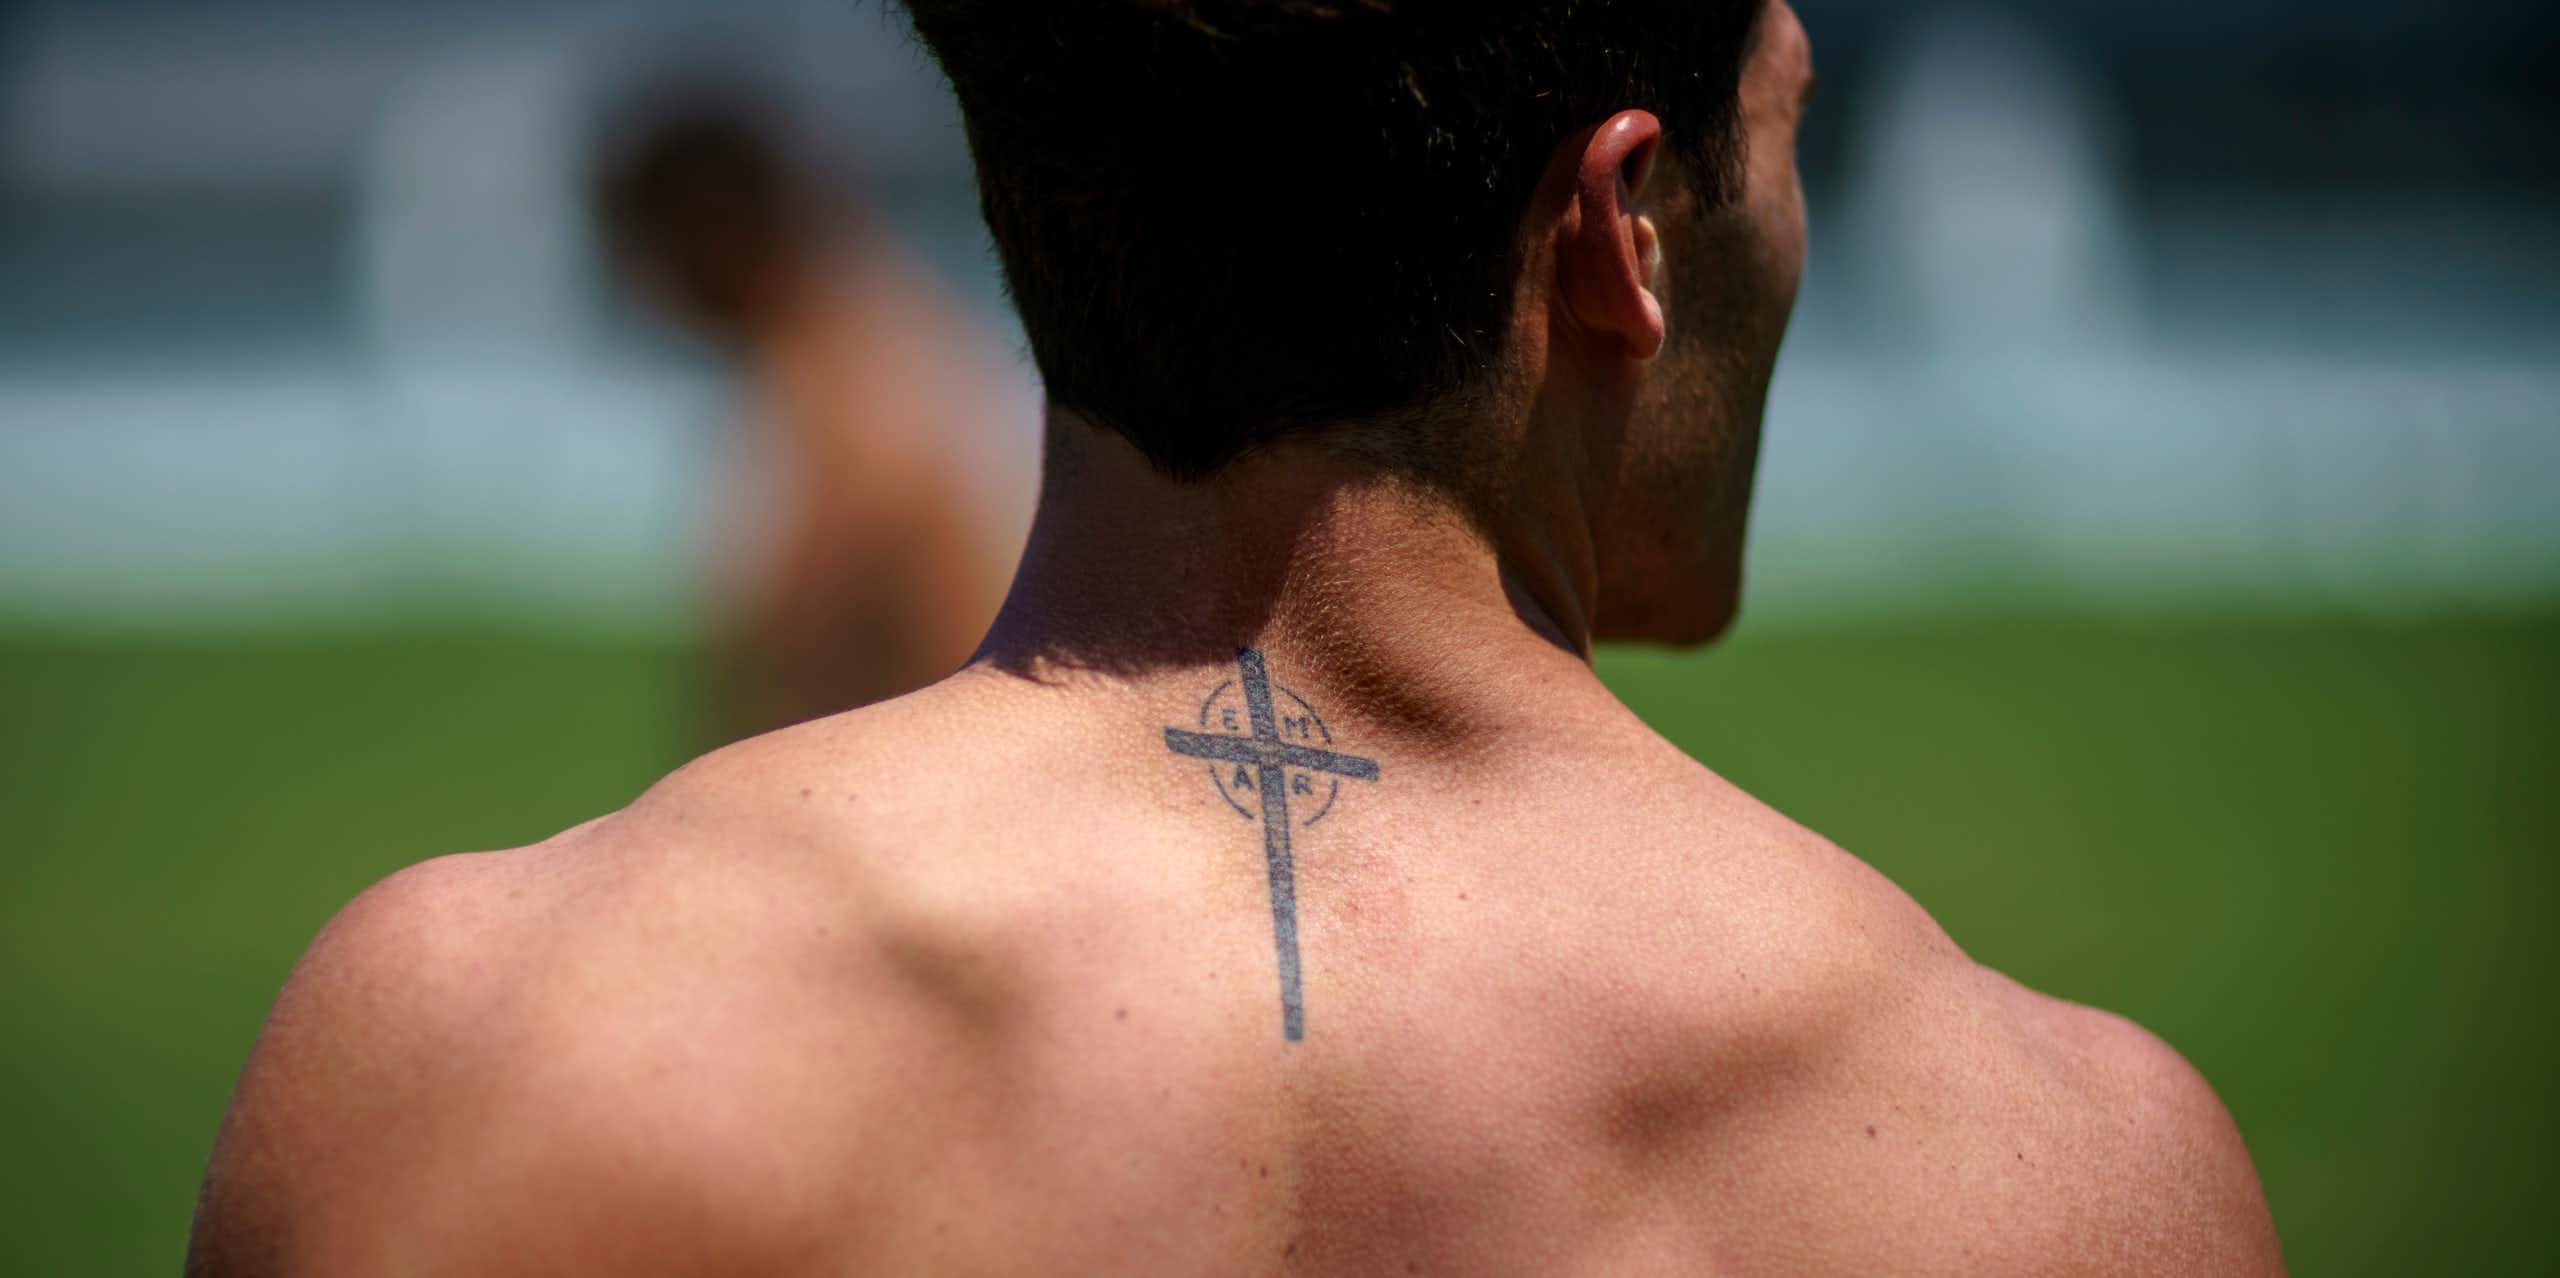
969 415 1620 759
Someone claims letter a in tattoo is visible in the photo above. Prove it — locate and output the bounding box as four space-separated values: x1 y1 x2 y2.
1163 650 1380 1041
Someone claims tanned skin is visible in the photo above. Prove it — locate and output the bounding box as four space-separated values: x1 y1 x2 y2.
189 5 2284 1273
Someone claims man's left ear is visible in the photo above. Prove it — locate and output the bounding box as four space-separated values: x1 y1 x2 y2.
1557 109 1666 361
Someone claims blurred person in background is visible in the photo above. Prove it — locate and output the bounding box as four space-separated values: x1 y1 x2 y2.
593 91 1022 740
188 3 2285 1274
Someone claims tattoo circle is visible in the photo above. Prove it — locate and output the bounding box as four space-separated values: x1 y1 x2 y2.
1188 677 1354 826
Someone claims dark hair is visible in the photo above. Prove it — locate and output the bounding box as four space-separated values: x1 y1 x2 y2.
902 0 1766 480
591 92 829 341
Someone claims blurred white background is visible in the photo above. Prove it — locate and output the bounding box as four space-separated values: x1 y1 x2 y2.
2 0 2553 629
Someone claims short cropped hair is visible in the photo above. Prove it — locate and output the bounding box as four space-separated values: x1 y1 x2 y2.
903 0 1765 480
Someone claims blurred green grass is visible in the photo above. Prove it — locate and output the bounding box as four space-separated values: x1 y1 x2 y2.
3 615 2553 1274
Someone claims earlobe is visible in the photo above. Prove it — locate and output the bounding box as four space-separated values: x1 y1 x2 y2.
1560 110 1668 362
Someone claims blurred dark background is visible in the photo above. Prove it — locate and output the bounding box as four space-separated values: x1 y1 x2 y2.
2 1 2554 1272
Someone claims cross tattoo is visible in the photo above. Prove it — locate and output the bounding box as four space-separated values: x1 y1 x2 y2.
1164 649 1380 1041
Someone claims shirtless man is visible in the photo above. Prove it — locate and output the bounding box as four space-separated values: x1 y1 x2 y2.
594 95 1026 739
189 2 2284 1273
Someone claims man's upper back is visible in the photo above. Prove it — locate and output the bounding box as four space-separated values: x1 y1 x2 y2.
190 671 2281 1276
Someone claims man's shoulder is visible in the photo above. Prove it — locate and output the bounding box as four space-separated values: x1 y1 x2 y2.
1630 771 2282 1271
2008 987 2286 1269
228 843 569 1109
268 679 1065 1056
189 700 1009 1275
276 698 985 1066
192 836 788 1273
1771 948 2287 1274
